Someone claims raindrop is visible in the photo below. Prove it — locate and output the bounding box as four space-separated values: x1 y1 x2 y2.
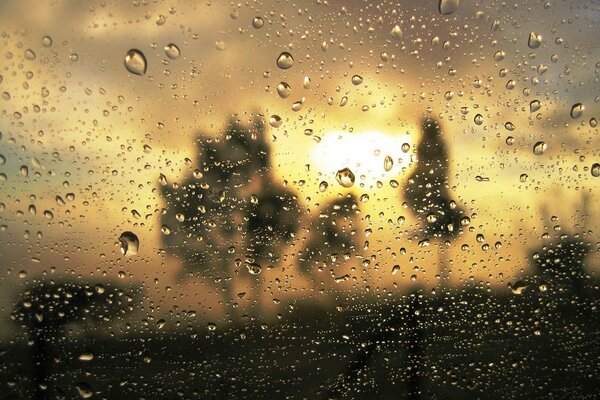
276 82 292 98
24 49 36 60
319 181 329 192
79 353 94 361
164 43 180 60
504 122 515 131
401 143 410 153
391 265 400 275
252 17 264 29
384 155 393 171
276 52 294 69
246 262 262 275
570 103 584 119
439 0 460 15
528 32 542 49
335 167 355 188
390 25 403 39
474 114 484 125
530 100 541 113
494 51 505 62
533 141 547 155
124 49 147 76
269 115 283 128
351 75 363 85
591 163 600 177
119 231 139 256
41 36 53 47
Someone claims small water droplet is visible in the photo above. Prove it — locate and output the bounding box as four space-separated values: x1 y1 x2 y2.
439 0 460 15
246 262 262 275
570 103 584 119
276 52 294 69
119 231 139 256
520 173 528 182
530 100 541 113
494 50 505 62
504 122 515 131
591 163 600 177
384 155 393 171
506 136 514 145
401 143 410 153
319 181 329 192
276 82 292 98
24 49 36 60
252 17 264 29
164 43 180 60
124 49 147 76
390 25 403 39
528 32 542 49
391 265 400 275
533 141 547 155
474 114 484 125
79 353 94 361
335 168 355 188
76 383 93 399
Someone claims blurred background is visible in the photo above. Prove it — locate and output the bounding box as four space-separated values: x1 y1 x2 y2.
0 0 598 399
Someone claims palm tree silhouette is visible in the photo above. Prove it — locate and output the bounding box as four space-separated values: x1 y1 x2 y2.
403 117 465 280
298 193 362 279
160 117 300 316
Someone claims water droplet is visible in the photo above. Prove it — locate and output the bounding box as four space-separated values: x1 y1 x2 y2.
276 52 294 69
391 265 400 275
390 25 403 39
24 49 36 60
591 163 600 177
124 49 147 76
519 173 528 182
384 155 393 171
252 16 265 29
164 43 180 59
76 383 93 399
351 75 363 85
530 100 541 113
335 167 355 188
528 32 542 49
590 117 598 128
161 225 172 235
119 231 139 256
79 353 94 361
250 194 259 204
494 50 505 62
42 36 53 47
506 136 514 145
319 181 329 192
439 0 460 15
474 114 484 125
303 76 311 89
246 262 262 275
570 103 584 119
291 98 304 112
401 143 410 153
304 129 313 136
276 82 292 98
269 115 283 128
504 121 515 131
533 141 547 155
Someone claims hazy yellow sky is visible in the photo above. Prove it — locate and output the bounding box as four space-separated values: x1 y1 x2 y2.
0 0 598 334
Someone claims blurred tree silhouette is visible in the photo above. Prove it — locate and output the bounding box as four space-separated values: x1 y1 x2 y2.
160 117 301 315
12 279 136 400
403 118 465 280
298 193 362 279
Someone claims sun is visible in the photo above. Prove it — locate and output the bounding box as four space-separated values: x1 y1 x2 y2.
310 130 413 189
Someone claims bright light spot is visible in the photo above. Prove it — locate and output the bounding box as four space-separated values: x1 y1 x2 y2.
310 130 412 188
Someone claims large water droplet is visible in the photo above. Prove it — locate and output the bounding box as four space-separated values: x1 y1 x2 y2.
335 168 355 188
269 115 283 128
570 103 584 119
252 17 264 29
530 100 541 113
474 114 484 125
533 141 547 155
591 163 600 177
119 231 139 256
124 49 147 76
319 181 329 192
351 75 363 85
277 82 292 98
164 43 180 60
528 32 542 49
276 52 294 69
439 0 460 15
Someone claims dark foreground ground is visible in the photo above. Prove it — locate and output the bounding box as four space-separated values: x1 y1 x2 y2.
1 281 599 400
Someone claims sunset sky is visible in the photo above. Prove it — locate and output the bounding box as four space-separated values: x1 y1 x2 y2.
0 0 598 336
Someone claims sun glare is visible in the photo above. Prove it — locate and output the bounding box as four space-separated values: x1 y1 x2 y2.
310 130 413 189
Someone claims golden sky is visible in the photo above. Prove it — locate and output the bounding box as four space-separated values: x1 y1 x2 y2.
0 0 598 334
